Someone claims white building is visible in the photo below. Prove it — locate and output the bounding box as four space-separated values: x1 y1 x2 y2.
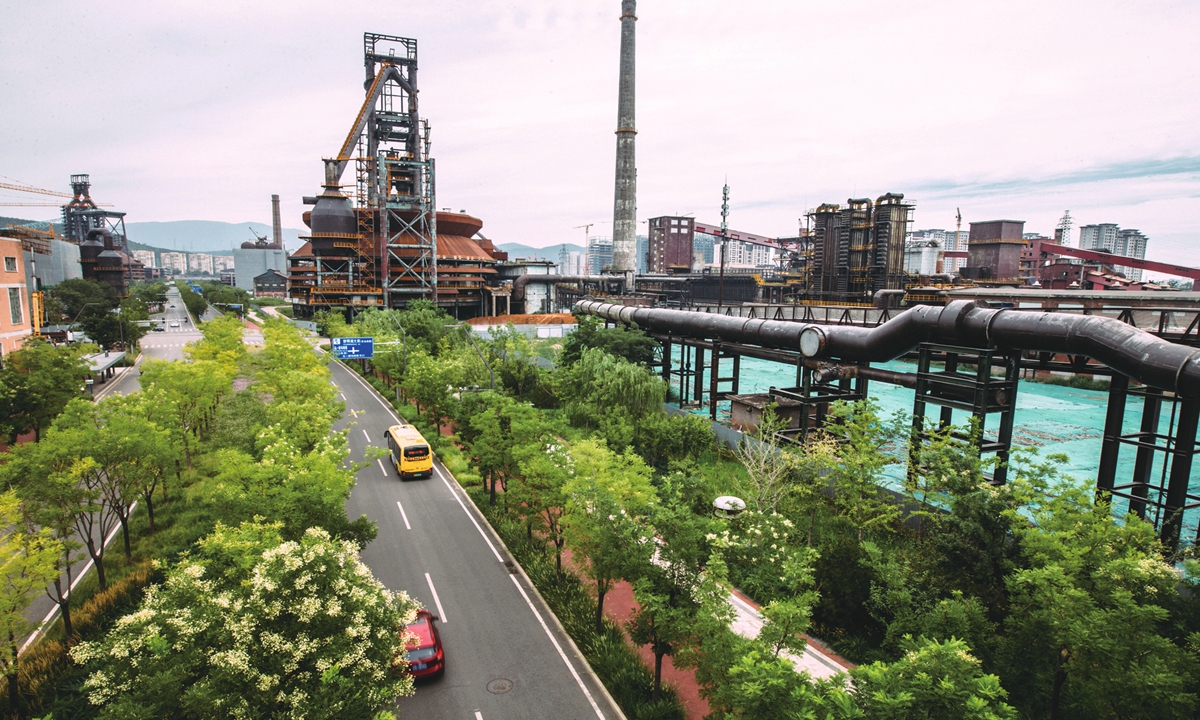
160 251 187 274
213 255 235 272
1079 224 1149 281
904 239 941 274
132 250 156 268
188 253 214 275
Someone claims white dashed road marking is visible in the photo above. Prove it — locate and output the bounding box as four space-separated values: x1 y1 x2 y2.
425 572 447 622
396 501 411 530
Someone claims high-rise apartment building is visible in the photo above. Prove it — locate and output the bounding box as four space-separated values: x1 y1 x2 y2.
132 250 156 268
214 255 235 273
188 253 214 275
1078 223 1149 281
587 236 613 275
160 251 187 274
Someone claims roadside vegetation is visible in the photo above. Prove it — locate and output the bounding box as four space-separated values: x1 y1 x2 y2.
0 315 417 719
333 302 1200 720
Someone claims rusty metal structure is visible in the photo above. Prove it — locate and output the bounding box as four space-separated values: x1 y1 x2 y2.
290 33 506 320
610 0 638 277
806 193 912 303
576 298 1200 552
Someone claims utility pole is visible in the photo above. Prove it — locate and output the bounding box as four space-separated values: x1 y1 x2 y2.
717 182 729 310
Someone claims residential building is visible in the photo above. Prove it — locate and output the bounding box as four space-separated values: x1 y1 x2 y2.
1079 223 1120 252
160 251 187 274
188 253 214 275
213 255 235 272
132 250 156 268
587 236 613 275
0 239 32 356
692 222 779 271
1115 229 1149 281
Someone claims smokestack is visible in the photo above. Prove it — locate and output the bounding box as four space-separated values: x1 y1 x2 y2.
611 0 637 276
271 194 283 248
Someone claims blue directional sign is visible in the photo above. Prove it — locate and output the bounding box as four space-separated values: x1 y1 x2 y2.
331 336 375 360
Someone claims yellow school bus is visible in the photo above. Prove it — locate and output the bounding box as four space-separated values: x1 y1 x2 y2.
385 424 433 480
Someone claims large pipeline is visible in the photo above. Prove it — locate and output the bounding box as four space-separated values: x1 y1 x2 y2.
573 299 1200 397
512 274 624 301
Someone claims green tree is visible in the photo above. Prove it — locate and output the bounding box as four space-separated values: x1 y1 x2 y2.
70 522 417 719
186 313 247 367
827 400 902 542
841 636 1016 720
0 339 90 442
80 296 149 351
563 439 656 632
0 490 62 716
631 411 713 470
996 482 1199 720
468 393 541 505
512 437 573 572
47 278 115 321
139 358 233 466
561 314 659 366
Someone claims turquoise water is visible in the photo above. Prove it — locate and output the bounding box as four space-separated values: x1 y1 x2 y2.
670 349 1199 539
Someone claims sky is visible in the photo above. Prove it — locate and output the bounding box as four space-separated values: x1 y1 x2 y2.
2 0 1199 273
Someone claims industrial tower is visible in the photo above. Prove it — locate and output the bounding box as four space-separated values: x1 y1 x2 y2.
610 0 638 277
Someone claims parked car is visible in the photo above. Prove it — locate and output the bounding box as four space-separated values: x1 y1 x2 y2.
402 609 444 679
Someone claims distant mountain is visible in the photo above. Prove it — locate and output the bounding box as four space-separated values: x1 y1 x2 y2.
498 242 584 261
124 221 305 254
1 216 304 256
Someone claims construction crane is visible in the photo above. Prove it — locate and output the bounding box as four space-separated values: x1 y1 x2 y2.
0 178 111 206
574 223 594 275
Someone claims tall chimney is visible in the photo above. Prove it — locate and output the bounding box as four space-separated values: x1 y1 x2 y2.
271 194 283 248
611 0 637 277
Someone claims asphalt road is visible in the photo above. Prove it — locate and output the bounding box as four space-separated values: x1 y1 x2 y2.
331 360 619 720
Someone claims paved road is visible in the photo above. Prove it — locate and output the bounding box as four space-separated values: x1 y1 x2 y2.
331 360 618 720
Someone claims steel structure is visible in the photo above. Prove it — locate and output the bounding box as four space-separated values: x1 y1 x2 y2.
576 299 1200 551
1032 240 1200 282
806 193 913 303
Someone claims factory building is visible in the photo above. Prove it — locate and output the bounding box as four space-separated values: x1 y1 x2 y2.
965 220 1026 282
807 193 913 300
285 33 507 321
648 216 695 273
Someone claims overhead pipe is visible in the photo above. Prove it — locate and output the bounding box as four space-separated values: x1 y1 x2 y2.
573 299 1200 397
512 274 624 301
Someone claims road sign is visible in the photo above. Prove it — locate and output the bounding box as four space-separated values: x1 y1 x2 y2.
331 336 375 360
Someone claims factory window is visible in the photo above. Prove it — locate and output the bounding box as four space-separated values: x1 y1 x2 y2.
3 258 14 272
8 288 22 325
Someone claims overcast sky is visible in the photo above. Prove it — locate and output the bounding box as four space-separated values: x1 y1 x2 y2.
2 0 1198 269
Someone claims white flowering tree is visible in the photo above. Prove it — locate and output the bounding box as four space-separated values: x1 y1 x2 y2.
70 522 418 719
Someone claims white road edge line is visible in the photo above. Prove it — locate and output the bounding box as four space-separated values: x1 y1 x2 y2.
425 572 447 623
378 458 389 476
396 501 411 530
21 502 136 654
510 574 605 719
363 429 371 442
338 363 401 423
433 465 503 563
475 713 484 720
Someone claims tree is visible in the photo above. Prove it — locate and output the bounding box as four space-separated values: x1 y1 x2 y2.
996 482 1199 720
0 339 90 442
139 358 234 466
79 296 150 351
842 636 1016 720
484 324 544 398
561 314 659 367
0 490 61 717
468 393 541 505
186 313 247 367
513 437 573 573
47 278 115 322
628 478 722 702
563 439 656 632
826 400 902 542
557 347 666 437
631 411 713 470
70 522 417 719
732 405 794 514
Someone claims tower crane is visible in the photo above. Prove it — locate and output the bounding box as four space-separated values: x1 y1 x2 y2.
0 178 111 206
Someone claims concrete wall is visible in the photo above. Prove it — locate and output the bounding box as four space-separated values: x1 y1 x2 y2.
234 248 288 291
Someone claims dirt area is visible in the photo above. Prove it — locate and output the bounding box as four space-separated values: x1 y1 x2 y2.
465 313 577 326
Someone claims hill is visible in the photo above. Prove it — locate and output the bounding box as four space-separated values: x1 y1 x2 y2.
498 242 584 261
0 216 304 256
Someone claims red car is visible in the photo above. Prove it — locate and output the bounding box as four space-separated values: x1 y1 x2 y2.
403 609 444 679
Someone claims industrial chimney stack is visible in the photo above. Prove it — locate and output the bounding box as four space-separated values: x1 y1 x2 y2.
271 194 283 249
610 0 637 277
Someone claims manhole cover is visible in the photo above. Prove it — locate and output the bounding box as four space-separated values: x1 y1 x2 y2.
487 678 513 694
